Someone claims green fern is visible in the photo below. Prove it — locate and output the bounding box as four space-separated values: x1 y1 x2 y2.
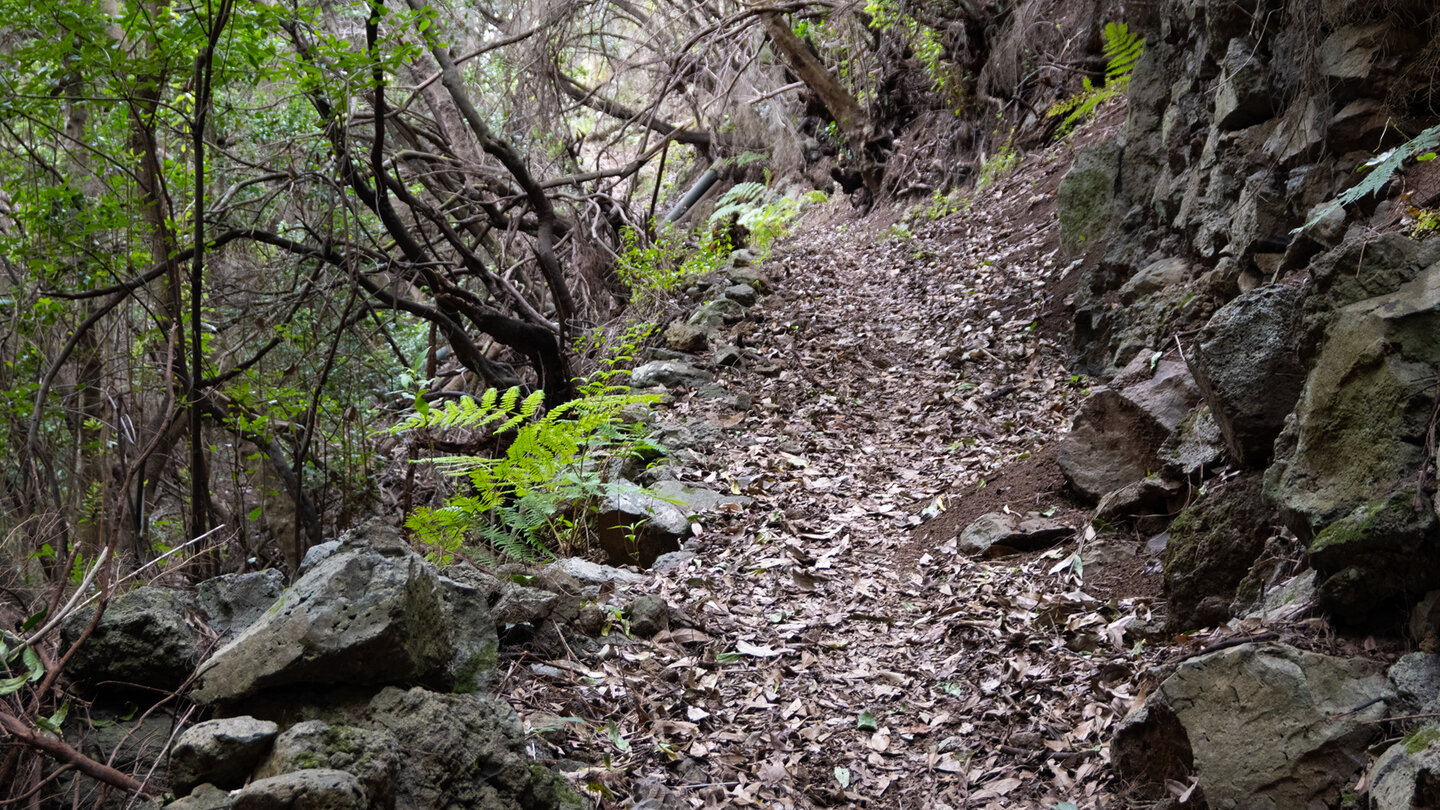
1102 22 1144 87
1047 21 1145 134
1294 122 1440 234
389 381 660 564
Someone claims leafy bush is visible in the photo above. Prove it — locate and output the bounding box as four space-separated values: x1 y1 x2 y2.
708 181 821 255
1046 22 1144 134
387 366 661 564
615 225 730 293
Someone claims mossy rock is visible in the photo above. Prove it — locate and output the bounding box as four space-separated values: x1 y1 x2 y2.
1058 141 1121 259
1307 489 1439 621
1163 472 1275 630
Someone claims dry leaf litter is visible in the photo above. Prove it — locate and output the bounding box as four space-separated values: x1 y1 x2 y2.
499 142 1294 809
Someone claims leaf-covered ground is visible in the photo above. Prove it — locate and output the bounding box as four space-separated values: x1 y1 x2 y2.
509 141 1178 809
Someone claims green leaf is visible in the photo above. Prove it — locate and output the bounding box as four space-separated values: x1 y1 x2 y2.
605 721 630 753
1420 152 1437 162
22 647 42 681
36 703 68 734
0 673 29 695
715 652 744 664
857 711 879 732
834 766 851 788
21 609 46 632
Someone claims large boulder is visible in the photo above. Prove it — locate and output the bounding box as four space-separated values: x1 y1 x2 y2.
1162 472 1275 630
1112 642 1388 808
197 570 285 639
1369 725 1440 809
363 687 585 810
1058 141 1120 259
1188 283 1305 466
1266 265 1440 619
192 523 498 704
170 716 280 796
594 485 691 568
1059 360 1198 502
254 721 400 808
61 586 199 694
1059 390 1168 501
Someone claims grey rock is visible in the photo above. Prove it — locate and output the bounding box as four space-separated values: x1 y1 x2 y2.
1118 258 1190 306
254 721 399 808
192 523 498 704
712 344 742 367
595 486 691 568
1267 265 1440 619
298 540 341 575
1095 474 1185 528
630 360 713 390
957 512 1072 555
1412 591 1440 647
171 716 280 795
686 299 745 332
1214 37 1274 130
1388 653 1440 718
626 595 670 637
1058 141 1120 258
1111 642 1387 808
722 284 757 307
1239 570 1317 621
651 420 722 451
61 586 199 693
1163 472 1274 631
165 784 234 810
548 557 644 587
650 551 697 573
1189 284 1304 466
363 686 581 810
57 709 173 809
648 480 753 514
492 583 558 626
663 322 709 353
197 571 285 638
1115 357 1202 433
1321 24 1390 82
230 769 367 810
1369 725 1440 809
1157 406 1227 477
1058 389 1171 501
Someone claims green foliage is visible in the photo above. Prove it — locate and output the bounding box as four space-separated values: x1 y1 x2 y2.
977 132 1021 190
389 341 663 563
1046 22 1145 134
615 225 729 293
863 0 956 99
1295 122 1440 234
707 181 820 254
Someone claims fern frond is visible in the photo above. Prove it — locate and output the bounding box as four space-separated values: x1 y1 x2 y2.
1294 122 1440 234
1102 22 1144 87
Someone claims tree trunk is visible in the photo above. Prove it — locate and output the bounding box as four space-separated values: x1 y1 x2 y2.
758 11 884 196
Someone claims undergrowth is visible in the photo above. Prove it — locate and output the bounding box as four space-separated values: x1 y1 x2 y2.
1046 22 1144 134
388 326 662 564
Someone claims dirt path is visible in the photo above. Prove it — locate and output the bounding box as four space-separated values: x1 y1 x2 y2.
513 152 1164 809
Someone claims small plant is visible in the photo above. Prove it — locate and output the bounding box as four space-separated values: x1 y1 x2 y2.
977 132 1021 190
707 180 818 255
1046 22 1145 134
1296 122 1440 234
615 225 728 292
387 371 660 563
1411 206 1440 238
